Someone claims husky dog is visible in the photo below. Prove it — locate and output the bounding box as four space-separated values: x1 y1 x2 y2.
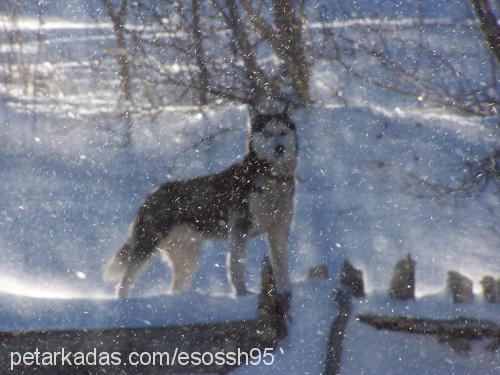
105 112 298 298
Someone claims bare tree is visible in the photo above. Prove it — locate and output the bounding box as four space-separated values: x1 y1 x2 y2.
314 3 499 116
0 3 19 90
117 0 310 111
0 0 52 104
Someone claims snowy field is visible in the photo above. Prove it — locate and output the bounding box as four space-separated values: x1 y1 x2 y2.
0 0 499 373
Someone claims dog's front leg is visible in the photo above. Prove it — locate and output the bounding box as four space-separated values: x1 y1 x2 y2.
267 223 291 293
227 225 251 296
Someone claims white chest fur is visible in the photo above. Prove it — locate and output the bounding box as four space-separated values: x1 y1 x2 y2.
248 175 294 235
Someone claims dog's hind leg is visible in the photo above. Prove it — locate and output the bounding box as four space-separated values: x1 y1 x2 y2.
166 244 201 293
161 225 202 294
117 250 155 298
115 231 161 298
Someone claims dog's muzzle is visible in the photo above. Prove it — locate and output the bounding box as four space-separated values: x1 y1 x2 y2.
274 144 285 157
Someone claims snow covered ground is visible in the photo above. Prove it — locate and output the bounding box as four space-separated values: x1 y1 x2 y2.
0 0 499 373
2 103 496 299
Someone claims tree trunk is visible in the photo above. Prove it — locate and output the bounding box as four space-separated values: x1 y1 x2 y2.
240 0 312 105
472 0 500 62
102 0 134 145
224 0 268 107
192 0 209 105
272 0 311 104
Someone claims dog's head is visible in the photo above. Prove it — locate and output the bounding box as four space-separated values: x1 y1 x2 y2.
249 113 298 166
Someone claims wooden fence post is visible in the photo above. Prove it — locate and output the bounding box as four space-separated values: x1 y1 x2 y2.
447 271 474 303
323 260 364 375
481 276 497 303
389 254 415 300
340 260 364 297
258 255 288 339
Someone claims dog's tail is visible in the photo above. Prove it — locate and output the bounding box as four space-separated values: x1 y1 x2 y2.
104 242 133 282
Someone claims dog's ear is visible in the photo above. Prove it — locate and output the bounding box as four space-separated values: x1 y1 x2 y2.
248 104 262 132
250 113 272 132
276 111 296 131
281 101 297 129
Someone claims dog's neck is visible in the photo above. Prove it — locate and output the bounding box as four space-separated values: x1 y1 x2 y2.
245 150 296 182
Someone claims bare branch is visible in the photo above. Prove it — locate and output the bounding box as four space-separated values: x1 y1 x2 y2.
472 0 500 61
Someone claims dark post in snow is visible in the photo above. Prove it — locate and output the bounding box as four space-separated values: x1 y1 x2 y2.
481 276 497 303
258 255 288 339
447 271 474 303
340 260 365 297
389 254 415 300
323 260 362 375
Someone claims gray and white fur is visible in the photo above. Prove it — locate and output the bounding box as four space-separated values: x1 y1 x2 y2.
104 112 298 298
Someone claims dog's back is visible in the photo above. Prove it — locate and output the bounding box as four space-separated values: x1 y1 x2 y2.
105 157 258 294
